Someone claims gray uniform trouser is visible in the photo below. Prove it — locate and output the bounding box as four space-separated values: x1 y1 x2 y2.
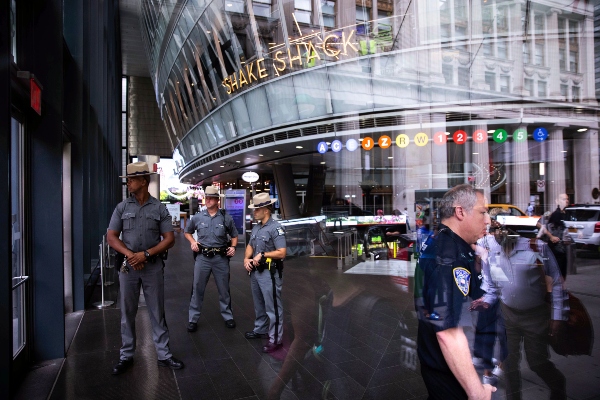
250 269 283 344
189 254 233 323
118 260 171 361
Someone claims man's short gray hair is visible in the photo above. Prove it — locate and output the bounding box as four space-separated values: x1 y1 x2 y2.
438 184 483 220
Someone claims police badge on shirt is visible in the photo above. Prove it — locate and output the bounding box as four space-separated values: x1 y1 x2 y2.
276 227 285 236
453 267 471 296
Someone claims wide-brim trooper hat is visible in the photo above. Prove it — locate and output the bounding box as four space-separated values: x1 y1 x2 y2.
204 186 224 198
248 192 277 209
119 161 157 178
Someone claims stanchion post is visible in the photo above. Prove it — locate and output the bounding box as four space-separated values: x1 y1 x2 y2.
93 235 114 308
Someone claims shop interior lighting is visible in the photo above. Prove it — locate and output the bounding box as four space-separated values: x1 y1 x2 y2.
296 146 303 149
487 129 495 133
577 128 588 132
388 156 393 159
320 162 326 164
473 152 479 155
274 150 280 153
259 154 264 156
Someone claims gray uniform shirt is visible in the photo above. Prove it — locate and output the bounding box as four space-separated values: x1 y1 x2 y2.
185 209 238 247
108 195 173 252
249 218 286 257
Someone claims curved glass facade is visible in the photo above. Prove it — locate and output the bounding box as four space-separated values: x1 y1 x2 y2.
141 0 599 215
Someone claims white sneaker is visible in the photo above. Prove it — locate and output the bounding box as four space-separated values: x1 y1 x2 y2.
492 365 503 378
472 357 484 367
483 375 498 385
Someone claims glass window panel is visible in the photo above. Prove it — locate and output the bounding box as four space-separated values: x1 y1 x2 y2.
569 51 577 72
245 87 273 131
497 41 507 58
524 78 533 96
295 0 311 11
328 61 373 113
538 81 546 98
572 86 580 102
377 10 391 31
295 10 311 24
443 64 453 85
500 75 510 93
231 96 252 136
225 0 245 13
203 119 218 146
266 78 300 125
293 69 331 119
523 42 530 64
11 118 24 357
485 72 495 91
560 84 568 98
218 104 238 140
210 115 227 144
534 43 544 66
458 67 469 87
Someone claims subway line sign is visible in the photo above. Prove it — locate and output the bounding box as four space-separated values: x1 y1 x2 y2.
316 127 550 153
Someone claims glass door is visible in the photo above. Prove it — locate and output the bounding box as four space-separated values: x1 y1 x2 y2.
11 117 26 358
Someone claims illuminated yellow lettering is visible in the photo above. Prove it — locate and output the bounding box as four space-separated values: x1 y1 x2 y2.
257 58 268 78
238 68 248 87
322 34 341 57
246 63 256 83
222 77 232 94
305 42 321 65
230 73 238 92
341 30 358 55
274 52 286 72
288 45 302 68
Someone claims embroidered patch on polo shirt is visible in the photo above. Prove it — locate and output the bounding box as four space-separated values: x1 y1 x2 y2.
453 267 471 296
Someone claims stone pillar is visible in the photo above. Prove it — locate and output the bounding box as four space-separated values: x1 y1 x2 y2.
546 8 562 97
509 1 525 94
470 0 487 90
573 129 599 203
416 0 445 84
431 113 449 190
546 126 567 211
510 125 530 211
582 16 596 105
335 134 363 208
471 122 491 200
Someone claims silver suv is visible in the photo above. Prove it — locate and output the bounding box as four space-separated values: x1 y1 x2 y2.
564 205 600 251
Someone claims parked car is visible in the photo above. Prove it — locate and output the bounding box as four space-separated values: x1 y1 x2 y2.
564 205 600 251
487 204 540 237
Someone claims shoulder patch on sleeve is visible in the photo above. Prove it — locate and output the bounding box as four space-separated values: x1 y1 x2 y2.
453 267 471 296
276 227 285 236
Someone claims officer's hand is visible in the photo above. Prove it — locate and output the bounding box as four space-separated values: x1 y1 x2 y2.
226 246 235 257
550 235 560 243
469 298 489 312
129 252 147 270
244 258 254 272
473 383 496 400
190 242 199 252
549 319 565 338
252 254 262 265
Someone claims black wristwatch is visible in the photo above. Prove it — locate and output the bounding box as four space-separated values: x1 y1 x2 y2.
144 250 151 259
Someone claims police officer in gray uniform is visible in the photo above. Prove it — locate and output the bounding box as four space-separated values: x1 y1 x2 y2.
107 162 184 375
243 193 287 353
185 186 238 332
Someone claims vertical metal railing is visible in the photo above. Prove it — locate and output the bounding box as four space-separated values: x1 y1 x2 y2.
92 235 114 308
